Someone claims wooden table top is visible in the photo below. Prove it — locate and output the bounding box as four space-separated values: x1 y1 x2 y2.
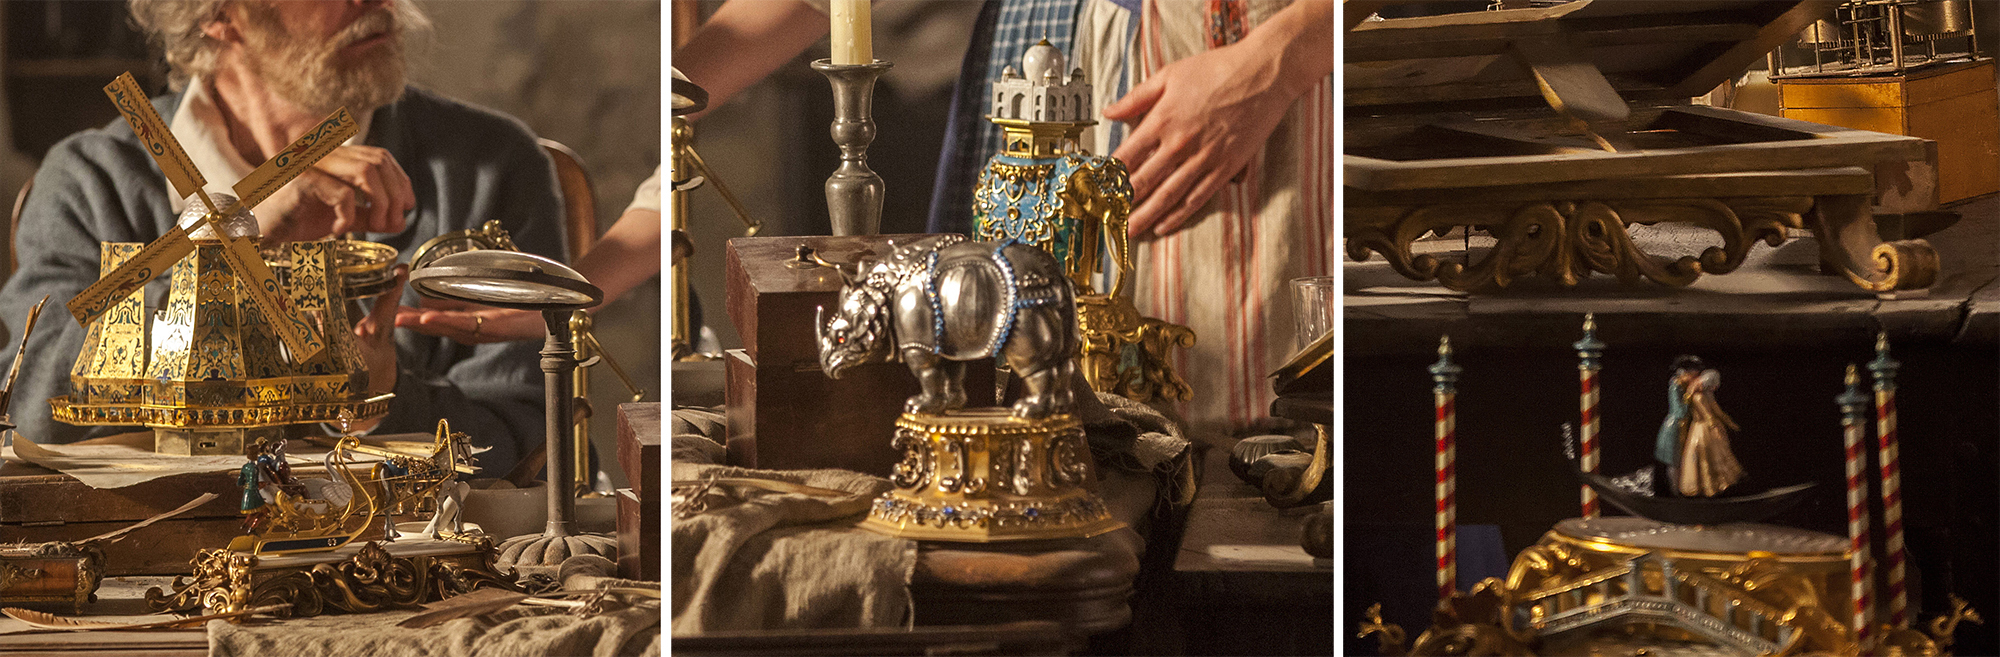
1172 440 1330 604
0 577 206 656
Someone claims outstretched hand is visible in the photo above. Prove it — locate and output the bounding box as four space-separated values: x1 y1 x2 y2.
356 265 408 397
395 305 547 344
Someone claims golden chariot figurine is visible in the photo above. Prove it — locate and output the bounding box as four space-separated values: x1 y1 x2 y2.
147 419 515 619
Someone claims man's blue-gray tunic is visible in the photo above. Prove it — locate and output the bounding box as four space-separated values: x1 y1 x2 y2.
0 86 565 477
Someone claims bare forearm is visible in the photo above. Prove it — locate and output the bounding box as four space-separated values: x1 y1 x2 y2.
577 209 663 305
1254 0 1335 96
674 0 829 121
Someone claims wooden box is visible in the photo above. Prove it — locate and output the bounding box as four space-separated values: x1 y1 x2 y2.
1345 1 1938 292
615 487 657 581
722 235 993 475
0 463 239 576
613 403 660 582
616 402 660 499
1780 58 1999 204
0 542 99 614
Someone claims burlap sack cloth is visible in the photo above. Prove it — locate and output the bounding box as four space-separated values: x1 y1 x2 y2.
669 405 917 632
668 382 1192 634
205 557 660 657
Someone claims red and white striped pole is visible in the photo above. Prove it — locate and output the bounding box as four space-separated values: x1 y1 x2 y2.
1838 364 1873 645
1430 335 1462 602
1868 332 1909 628
1574 314 1605 518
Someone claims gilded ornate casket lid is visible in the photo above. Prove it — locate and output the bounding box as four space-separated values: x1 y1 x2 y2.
1554 516 1846 556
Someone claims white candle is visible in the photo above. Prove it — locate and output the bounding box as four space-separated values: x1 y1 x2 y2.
830 0 873 66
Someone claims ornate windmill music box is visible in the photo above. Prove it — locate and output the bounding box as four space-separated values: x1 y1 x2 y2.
48 74 396 456
971 40 1195 404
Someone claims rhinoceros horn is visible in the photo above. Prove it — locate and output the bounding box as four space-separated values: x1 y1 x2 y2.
814 304 838 378
815 303 828 343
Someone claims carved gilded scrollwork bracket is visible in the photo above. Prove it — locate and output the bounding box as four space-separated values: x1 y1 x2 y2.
1347 196 1938 292
146 539 519 619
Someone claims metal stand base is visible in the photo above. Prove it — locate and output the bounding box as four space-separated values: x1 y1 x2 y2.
495 531 618 567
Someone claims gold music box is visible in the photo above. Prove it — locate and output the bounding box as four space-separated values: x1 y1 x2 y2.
46 73 395 455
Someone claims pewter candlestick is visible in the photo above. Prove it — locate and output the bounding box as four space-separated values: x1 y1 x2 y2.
812 58 891 236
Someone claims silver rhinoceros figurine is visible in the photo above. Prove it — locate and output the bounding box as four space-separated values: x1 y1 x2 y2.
818 235 1078 419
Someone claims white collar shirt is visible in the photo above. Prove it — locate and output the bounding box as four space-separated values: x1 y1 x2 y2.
165 76 373 213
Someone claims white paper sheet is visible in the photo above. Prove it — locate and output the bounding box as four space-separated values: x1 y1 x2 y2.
0 432 398 490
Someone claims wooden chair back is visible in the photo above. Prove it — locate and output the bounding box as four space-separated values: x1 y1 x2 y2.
6 177 29 279
540 139 597 262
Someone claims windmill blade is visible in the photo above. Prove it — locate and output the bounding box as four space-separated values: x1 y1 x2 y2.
71 72 212 326
104 72 217 215
68 73 325 360
65 221 198 326
234 108 358 212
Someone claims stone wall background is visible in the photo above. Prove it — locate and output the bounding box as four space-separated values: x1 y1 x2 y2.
416 0 661 489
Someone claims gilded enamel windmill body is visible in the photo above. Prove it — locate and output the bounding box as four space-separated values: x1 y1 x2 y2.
49 73 398 455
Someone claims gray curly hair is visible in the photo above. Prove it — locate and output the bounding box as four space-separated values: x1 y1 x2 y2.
128 0 432 89
128 0 230 88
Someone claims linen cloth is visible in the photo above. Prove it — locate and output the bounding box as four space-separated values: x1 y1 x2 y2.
1110 0 1335 438
207 555 660 657
668 409 917 633
667 383 1195 633
0 86 567 477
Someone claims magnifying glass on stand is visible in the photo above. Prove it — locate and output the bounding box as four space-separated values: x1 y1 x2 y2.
409 250 617 567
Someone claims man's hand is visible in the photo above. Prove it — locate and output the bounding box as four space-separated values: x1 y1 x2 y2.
357 265 408 396
255 145 416 242
395 306 546 344
1104 0 1332 241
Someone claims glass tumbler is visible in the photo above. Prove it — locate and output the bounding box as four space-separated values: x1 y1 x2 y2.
1289 276 1336 352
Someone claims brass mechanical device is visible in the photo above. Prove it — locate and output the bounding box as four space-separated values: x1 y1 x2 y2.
669 69 760 361
1772 0 1981 79
49 73 396 455
416 224 647 499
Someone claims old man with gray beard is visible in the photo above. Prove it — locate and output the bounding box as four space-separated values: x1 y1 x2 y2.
0 0 566 477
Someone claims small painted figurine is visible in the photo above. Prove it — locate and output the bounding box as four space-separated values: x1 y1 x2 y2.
239 439 301 532
238 457 267 532
1653 356 1745 497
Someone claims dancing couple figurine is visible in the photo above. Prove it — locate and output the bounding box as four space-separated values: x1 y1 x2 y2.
1654 356 1745 497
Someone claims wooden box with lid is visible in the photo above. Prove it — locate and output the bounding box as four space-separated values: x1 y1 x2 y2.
722 235 994 475
1779 58 1998 204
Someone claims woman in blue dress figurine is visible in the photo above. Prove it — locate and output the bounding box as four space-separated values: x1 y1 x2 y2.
1655 356 1745 497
